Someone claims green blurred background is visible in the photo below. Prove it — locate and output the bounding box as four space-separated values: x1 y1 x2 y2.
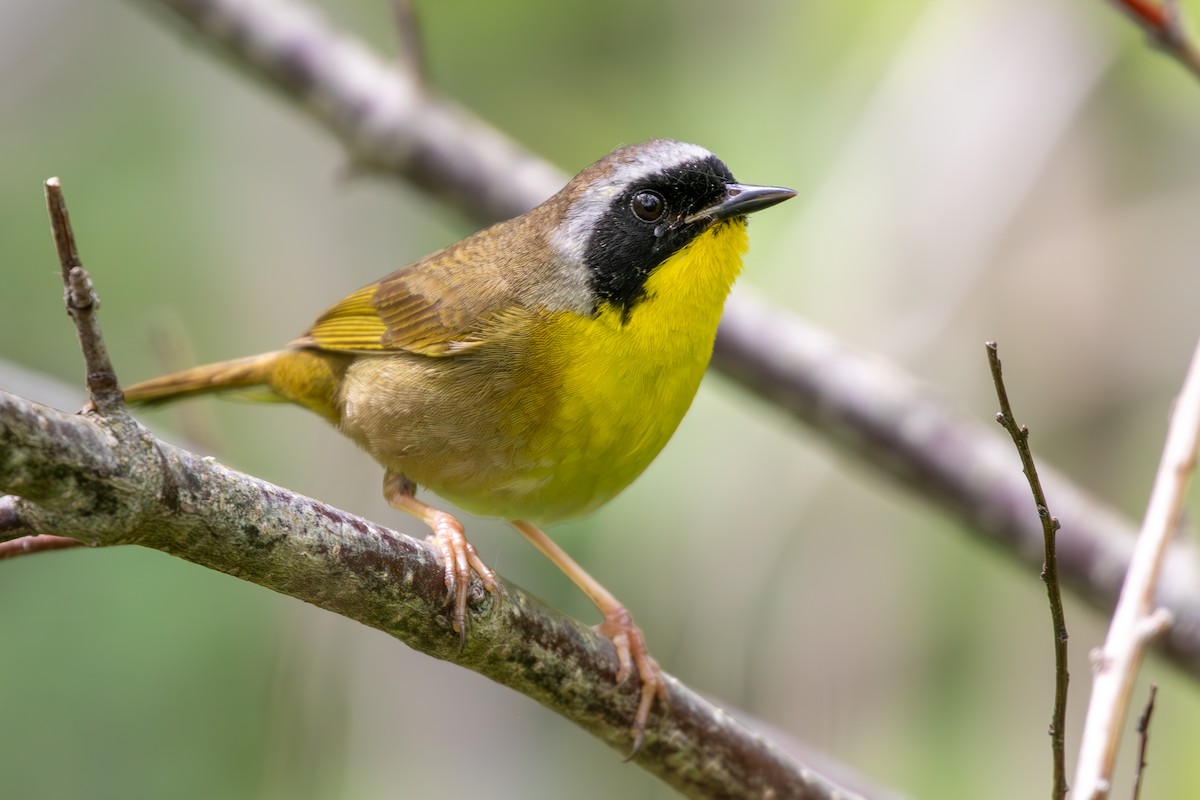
3 0 1200 797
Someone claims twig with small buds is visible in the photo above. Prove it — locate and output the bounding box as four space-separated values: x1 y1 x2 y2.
46 178 124 413
986 342 1070 800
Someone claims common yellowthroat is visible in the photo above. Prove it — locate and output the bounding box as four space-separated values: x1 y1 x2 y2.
123 139 795 749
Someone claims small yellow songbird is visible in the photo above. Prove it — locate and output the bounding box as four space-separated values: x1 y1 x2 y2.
123 139 794 748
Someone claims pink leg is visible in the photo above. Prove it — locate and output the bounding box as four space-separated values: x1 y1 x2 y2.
511 519 665 754
385 471 497 645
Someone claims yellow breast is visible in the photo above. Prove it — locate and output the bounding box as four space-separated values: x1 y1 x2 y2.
511 218 750 523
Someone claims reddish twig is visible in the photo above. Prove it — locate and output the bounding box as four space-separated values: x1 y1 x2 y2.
1109 0 1200 79
0 535 84 560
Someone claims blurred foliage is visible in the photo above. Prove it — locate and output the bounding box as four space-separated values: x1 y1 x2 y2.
4 0 1200 798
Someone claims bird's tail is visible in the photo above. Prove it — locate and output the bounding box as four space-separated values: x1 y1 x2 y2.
123 352 284 406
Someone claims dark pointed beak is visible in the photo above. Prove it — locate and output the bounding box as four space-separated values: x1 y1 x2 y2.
685 183 797 225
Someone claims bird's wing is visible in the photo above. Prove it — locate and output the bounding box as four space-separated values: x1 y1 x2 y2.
294 230 530 357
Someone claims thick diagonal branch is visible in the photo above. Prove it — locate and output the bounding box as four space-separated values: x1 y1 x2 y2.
0 387 854 800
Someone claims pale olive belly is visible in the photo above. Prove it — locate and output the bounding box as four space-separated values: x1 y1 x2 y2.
335 344 704 524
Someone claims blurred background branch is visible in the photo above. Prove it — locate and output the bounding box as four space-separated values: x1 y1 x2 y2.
150 0 565 223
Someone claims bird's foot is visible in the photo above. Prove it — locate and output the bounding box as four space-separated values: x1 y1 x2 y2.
426 510 498 645
383 472 497 646
596 604 668 756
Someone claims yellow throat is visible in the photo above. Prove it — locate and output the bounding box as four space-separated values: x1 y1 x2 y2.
508 218 750 523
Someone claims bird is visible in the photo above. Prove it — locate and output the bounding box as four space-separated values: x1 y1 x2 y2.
122 138 795 751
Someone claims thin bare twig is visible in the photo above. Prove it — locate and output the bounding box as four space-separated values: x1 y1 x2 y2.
45 178 123 413
1131 684 1158 800
1073 337 1200 799
986 342 1070 800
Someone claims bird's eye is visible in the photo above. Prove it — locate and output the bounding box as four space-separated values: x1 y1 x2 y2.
630 191 665 222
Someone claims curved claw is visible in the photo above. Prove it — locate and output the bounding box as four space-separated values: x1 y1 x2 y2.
384 473 497 645
597 605 667 756
427 510 497 646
